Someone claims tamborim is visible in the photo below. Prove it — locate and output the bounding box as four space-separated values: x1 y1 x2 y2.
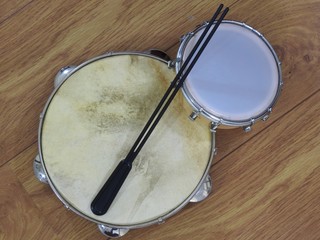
176 20 282 129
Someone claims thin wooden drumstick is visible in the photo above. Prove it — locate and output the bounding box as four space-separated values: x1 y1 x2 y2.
91 5 229 216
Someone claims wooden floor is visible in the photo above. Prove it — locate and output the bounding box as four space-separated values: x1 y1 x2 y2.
1 0 319 239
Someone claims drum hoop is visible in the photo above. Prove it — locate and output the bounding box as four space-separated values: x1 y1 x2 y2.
176 20 283 127
38 51 214 229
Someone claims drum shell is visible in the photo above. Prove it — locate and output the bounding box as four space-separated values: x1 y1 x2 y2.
38 52 214 229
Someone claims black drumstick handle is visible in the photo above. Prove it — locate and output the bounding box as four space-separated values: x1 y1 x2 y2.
90 159 132 215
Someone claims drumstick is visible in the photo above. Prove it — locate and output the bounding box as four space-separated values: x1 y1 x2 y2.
91 4 229 216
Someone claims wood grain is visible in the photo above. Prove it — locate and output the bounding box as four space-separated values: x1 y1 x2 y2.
0 164 58 239
0 0 33 24
1 0 320 239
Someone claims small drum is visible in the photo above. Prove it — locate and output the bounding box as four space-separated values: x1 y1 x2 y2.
176 20 282 130
37 53 214 237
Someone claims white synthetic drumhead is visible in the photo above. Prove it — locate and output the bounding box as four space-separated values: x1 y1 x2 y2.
182 22 279 122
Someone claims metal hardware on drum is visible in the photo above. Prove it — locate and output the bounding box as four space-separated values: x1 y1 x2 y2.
189 109 202 121
98 224 129 238
145 49 172 62
167 58 181 69
262 108 272 121
210 122 220 133
54 65 76 88
64 204 71 210
90 4 229 217
33 154 48 184
190 175 212 202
